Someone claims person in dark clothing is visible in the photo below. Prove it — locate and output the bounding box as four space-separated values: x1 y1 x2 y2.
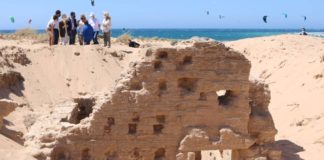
67 12 78 45
128 39 140 48
82 20 94 45
300 28 308 36
53 10 61 45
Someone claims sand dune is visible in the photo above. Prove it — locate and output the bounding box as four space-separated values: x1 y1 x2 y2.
227 35 324 160
0 35 323 159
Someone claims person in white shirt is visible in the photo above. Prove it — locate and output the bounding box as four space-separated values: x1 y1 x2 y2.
102 12 111 47
89 12 100 44
46 15 58 46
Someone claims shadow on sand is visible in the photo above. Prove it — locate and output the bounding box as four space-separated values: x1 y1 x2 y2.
274 140 305 160
0 81 25 99
1 119 24 145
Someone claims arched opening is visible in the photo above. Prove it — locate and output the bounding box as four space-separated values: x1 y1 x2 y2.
199 92 207 101
153 124 164 134
51 147 70 160
105 151 118 160
158 79 167 96
216 90 235 106
128 124 137 135
104 117 115 134
195 151 202 160
81 148 91 160
183 55 193 65
69 98 96 124
154 60 162 71
154 148 166 160
201 150 233 160
157 51 168 59
178 78 198 95
131 148 141 159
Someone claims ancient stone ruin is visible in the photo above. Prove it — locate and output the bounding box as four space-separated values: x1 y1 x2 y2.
26 42 281 160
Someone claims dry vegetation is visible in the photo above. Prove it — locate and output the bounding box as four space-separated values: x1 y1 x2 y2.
115 33 132 44
0 28 48 44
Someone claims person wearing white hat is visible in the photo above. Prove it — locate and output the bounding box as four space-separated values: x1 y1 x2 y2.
89 12 100 44
59 14 69 45
102 12 111 47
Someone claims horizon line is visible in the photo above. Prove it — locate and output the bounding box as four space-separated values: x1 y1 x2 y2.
1 28 324 31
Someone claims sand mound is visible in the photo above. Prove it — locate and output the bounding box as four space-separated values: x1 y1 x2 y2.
227 34 324 160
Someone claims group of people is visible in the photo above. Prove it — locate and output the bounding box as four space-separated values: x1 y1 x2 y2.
46 10 112 47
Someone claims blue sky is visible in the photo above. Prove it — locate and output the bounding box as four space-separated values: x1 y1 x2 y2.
0 0 323 29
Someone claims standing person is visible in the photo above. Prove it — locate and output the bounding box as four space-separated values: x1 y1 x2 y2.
102 12 111 48
59 14 69 45
46 15 58 46
82 18 94 45
77 15 86 45
67 12 78 45
53 10 61 45
89 13 100 44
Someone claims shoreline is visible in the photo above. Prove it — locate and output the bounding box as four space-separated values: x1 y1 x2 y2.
0 28 323 41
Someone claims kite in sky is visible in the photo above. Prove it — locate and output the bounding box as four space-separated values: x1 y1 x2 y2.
219 15 225 19
91 0 95 6
303 16 307 21
9 16 15 23
263 16 268 23
282 13 288 19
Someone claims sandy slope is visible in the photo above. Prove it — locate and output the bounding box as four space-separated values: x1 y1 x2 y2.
227 35 324 160
0 134 34 160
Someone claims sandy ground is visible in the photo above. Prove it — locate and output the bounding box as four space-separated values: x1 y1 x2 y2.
0 35 323 160
227 35 324 160
0 134 34 160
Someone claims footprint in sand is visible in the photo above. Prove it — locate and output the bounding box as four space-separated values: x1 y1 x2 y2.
314 74 323 79
278 60 287 69
259 70 272 79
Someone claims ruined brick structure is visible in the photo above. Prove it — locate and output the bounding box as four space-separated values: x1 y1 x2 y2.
28 42 280 160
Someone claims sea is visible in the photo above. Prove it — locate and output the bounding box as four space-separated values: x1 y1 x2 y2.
1 29 324 41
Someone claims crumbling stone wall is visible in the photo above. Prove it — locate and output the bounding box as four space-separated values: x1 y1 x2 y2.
235 80 281 160
31 42 280 160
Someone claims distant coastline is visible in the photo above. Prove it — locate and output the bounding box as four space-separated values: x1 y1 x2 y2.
1 28 323 41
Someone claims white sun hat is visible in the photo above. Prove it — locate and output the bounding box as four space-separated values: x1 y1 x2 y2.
89 12 95 17
103 11 109 17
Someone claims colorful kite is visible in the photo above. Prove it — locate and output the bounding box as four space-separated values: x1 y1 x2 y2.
9 16 15 23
